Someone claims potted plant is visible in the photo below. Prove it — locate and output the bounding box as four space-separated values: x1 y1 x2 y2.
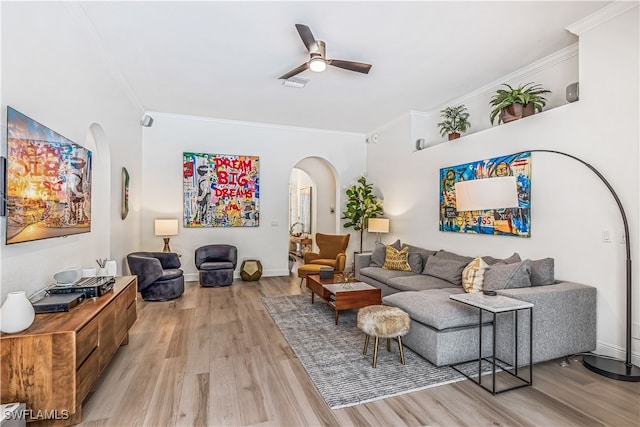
341 176 384 252
437 105 471 140
489 82 551 125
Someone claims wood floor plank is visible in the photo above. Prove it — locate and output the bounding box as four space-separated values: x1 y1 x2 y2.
77 275 640 427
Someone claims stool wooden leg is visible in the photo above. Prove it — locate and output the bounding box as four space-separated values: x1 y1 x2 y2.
386 338 391 352
372 336 380 368
363 335 369 355
398 336 406 365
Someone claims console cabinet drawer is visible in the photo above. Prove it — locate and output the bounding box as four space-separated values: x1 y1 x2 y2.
76 317 98 368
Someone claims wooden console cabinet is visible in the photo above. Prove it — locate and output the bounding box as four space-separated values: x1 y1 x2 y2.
1 276 137 425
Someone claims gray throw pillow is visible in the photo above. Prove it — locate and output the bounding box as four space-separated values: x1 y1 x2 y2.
435 249 473 264
371 239 401 266
482 253 522 265
484 260 532 290
422 256 468 286
407 252 423 274
530 258 554 286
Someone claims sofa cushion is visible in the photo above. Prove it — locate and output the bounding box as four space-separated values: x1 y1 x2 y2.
435 249 474 264
382 246 411 271
482 253 522 265
462 257 489 293
484 259 532 290
407 252 423 274
360 266 416 283
199 261 235 271
371 239 401 266
387 274 453 292
383 288 490 330
404 244 437 267
530 258 555 286
422 256 467 286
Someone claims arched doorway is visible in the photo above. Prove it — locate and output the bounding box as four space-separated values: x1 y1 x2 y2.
288 157 339 271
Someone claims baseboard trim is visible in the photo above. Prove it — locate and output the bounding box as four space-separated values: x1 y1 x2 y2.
185 269 291 283
593 341 640 367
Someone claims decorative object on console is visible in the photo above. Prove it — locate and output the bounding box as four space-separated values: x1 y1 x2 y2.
368 218 389 242
105 259 117 277
0 291 35 333
457 149 639 381
5 107 92 245
342 176 384 252
183 152 260 227
437 105 471 140
154 218 179 252
121 167 129 220
53 268 82 285
489 82 551 125
440 152 530 237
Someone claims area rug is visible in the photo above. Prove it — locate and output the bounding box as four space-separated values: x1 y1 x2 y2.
262 294 481 409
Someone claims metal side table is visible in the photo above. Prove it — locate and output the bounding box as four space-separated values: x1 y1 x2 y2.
450 292 533 394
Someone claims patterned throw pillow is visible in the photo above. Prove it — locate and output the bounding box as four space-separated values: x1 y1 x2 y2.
462 257 489 293
382 246 411 271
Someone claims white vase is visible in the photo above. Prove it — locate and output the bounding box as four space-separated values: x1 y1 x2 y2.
97 268 108 277
1 291 35 334
105 260 117 277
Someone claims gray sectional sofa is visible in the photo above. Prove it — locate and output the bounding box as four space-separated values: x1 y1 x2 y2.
354 242 597 367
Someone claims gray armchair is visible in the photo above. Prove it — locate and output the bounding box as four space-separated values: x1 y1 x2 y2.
195 244 238 287
126 252 185 301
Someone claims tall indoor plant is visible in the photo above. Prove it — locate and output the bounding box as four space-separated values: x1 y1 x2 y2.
437 105 471 140
341 176 384 252
489 82 551 125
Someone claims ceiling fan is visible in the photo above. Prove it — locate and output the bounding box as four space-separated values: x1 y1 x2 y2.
279 24 372 80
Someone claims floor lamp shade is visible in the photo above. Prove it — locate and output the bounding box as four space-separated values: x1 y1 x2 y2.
454 176 519 211
154 219 179 252
368 218 390 242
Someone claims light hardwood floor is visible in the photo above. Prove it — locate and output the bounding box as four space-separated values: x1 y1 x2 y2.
79 275 639 427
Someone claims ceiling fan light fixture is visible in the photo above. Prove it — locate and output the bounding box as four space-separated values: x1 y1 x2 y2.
309 57 327 72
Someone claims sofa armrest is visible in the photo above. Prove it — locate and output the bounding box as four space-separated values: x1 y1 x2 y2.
335 253 347 273
496 281 597 364
354 252 372 280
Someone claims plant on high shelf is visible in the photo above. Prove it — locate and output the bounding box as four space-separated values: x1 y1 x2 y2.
341 176 384 253
437 105 471 140
489 82 551 125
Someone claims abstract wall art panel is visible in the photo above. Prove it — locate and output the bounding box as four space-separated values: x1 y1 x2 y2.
6 107 92 244
439 152 531 237
183 152 259 227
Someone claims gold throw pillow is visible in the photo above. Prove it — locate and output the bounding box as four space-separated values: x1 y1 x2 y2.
382 246 411 271
462 256 489 293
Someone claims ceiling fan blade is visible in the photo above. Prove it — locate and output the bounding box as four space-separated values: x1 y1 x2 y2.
327 59 372 74
279 62 309 80
295 24 319 54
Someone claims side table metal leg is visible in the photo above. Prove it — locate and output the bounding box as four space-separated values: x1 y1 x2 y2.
478 309 483 385
492 312 497 395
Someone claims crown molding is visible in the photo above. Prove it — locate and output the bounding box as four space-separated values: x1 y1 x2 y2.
566 1 639 36
146 111 366 138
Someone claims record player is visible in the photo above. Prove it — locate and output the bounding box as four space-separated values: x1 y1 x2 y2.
48 276 116 298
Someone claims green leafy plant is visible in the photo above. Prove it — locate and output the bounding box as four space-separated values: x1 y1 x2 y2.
437 105 471 139
489 82 551 125
341 176 384 252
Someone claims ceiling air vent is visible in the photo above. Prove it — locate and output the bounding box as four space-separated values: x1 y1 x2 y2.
283 76 309 88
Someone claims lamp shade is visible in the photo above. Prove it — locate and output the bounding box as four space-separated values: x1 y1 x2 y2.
154 219 179 236
368 218 390 234
454 176 519 211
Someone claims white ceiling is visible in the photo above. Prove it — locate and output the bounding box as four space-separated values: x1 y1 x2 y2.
76 1 609 133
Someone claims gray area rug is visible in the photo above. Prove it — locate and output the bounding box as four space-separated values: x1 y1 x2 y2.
262 294 478 409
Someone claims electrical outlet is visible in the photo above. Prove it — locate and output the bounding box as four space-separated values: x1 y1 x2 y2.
602 229 611 243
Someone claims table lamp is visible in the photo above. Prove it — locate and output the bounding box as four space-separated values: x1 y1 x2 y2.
368 218 390 242
154 219 179 252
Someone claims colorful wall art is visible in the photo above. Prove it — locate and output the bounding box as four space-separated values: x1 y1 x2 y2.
439 152 531 237
183 152 260 227
6 107 92 244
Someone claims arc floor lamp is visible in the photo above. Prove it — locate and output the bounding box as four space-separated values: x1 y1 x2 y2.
456 149 638 381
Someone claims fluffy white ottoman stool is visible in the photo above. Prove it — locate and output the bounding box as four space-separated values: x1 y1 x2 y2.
357 305 410 368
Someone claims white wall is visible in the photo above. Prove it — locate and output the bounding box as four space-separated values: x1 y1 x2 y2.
366 7 639 363
0 2 143 301
140 113 365 280
294 157 338 238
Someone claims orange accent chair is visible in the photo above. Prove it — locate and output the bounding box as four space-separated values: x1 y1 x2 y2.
297 233 350 284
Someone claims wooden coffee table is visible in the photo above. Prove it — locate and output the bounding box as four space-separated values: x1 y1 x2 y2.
306 274 382 324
